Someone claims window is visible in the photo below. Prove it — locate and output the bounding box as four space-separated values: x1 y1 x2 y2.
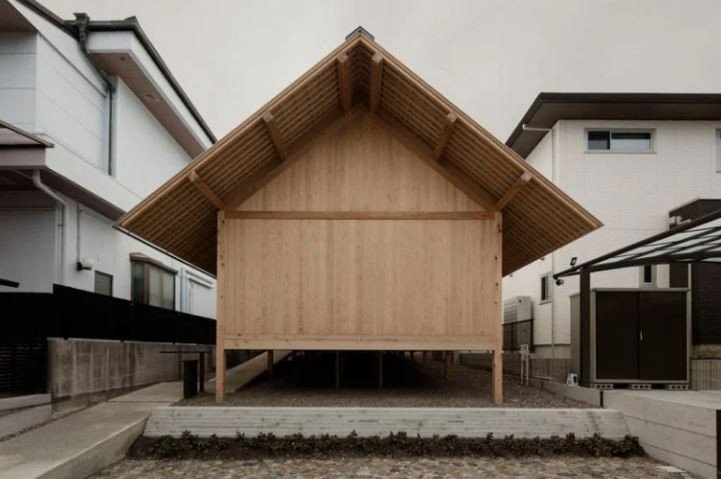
587 129 654 153
540 273 553 303
639 264 656 287
130 256 176 310
94 271 113 296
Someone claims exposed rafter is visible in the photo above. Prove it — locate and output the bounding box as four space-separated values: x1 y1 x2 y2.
369 52 383 113
374 110 496 211
262 112 288 161
188 170 225 210
336 52 352 113
495 172 532 211
433 112 458 161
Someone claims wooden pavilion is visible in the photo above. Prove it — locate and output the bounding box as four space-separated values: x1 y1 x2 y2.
118 29 600 404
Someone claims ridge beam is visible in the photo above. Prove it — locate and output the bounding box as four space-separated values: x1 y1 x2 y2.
189 170 226 210
369 52 383 113
495 172 532 211
262 112 288 161
337 53 352 113
434 112 458 161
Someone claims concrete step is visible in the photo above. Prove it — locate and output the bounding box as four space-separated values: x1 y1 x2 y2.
145 406 630 439
0 403 52 440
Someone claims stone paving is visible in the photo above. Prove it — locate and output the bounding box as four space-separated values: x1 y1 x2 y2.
91 456 695 478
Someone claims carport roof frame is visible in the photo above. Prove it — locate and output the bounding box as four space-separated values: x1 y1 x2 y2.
555 208 721 278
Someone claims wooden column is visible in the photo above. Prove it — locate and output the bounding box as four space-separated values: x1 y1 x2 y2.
267 350 274 378
492 211 503 405
215 211 226 402
444 351 453 382
378 351 383 389
335 351 340 389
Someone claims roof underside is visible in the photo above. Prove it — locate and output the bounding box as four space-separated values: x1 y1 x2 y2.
507 92 721 158
119 32 601 276
556 209 721 277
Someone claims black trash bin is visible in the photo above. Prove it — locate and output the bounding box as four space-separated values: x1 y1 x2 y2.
183 359 199 398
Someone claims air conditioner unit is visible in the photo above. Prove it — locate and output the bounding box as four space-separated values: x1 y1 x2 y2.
503 296 533 324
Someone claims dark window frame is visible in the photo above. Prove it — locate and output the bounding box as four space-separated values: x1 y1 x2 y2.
586 129 654 153
540 272 553 303
130 259 176 310
94 271 113 296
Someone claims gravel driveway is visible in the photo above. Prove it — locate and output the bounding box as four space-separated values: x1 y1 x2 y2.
91 457 695 478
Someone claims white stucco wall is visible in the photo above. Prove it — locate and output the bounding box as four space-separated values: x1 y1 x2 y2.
113 78 191 199
504 119 721 357
0 32 36 132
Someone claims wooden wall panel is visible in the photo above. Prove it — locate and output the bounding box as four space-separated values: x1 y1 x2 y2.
238 113 483 213
222 217 497 350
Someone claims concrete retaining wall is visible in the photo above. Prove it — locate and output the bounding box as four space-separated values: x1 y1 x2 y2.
145 407 629 439
48 338 214 399
604 390 718 479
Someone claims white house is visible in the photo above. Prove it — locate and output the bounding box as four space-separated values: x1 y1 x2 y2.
504 93 721 358
0 0 216 317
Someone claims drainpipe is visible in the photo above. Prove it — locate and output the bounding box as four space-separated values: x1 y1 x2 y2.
74 13 115 175
522 124 557 359
32 170 67 284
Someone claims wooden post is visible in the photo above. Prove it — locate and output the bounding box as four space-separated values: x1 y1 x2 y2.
215 211 226 402
335 351 340 389
267 350 274 378
579 267 591 387
378 351 383 389
492 349 502 404
492 211 503 405
444 351 452 382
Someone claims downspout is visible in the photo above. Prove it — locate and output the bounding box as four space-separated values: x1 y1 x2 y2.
522 124 557 359
74 13 115 175
32 170 67 284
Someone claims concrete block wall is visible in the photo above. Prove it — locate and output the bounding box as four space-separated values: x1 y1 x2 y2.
48 338 214 400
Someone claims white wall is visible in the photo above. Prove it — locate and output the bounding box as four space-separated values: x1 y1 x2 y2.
0 192 56 293
56 193 215 317
113 78 191 198
0 32 36 131
504 119 721 357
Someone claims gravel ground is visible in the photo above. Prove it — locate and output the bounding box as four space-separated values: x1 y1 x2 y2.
91 456 695 478
181 352 584 408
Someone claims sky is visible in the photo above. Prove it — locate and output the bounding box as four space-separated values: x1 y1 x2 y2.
46 0 721 143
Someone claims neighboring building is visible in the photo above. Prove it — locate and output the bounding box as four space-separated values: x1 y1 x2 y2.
504 92 721 358
0 0 217 317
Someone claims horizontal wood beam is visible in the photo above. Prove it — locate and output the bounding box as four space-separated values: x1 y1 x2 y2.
495 172 532 211
262 111 288 161
369 52 383 113
188 170 225 210
224 335 496 351
434 112 458 161
226 210 493 220
337 52 352 113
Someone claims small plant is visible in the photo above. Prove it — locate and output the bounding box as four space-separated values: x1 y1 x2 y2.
134 431 645 460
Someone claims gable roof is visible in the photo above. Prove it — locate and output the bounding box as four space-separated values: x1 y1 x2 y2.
118 30 601 276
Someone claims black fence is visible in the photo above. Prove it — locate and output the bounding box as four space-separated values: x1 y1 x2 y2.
0 284 216 395
503 319 533 352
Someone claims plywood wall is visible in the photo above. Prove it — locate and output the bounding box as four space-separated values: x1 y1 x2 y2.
222 114 500 351
239 113 483 213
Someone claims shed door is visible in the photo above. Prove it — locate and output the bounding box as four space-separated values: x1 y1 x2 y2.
639 292 687 381
595 291 638 380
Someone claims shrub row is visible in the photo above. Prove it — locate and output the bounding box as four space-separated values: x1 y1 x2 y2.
132 431 644 460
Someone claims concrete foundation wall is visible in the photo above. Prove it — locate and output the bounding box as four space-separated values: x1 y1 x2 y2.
48 338 213 399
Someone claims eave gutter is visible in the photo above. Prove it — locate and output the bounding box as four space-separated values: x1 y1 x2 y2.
73 17 218 144
16 0 216 145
